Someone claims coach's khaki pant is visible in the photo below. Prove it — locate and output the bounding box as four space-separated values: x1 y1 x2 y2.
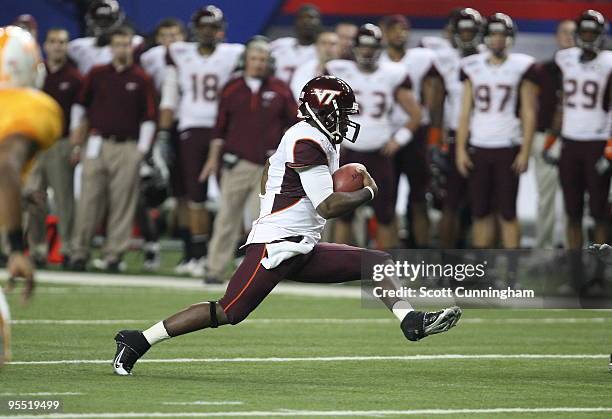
71 140 142 262
207 159 263 279
24 138 75 256
531 131 561 249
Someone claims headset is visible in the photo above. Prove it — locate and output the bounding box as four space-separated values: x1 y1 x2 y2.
235 35 276 74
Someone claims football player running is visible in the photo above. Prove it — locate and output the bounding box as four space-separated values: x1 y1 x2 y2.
112 75 462 376
0 26 63 365
326 24 422 249
455 13 538 250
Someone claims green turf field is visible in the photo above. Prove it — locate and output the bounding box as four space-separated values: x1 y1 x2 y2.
0 278 611 418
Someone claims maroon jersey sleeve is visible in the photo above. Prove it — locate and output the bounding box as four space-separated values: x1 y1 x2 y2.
140 72 158 122
213 92 230 139
77 70 95 107
288 139 328 168
281 83 299 129
522 63 539 85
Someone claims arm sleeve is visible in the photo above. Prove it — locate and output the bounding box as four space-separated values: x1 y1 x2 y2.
287 139 328 168
141 74 158 122
212 92 229 139
160 65 179 111
137 120 156 154
297 164 334 208
522 63 539 85
70 103 86 131
77 71 94 107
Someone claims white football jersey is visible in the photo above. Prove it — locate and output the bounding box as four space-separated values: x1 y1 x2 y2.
433 46 464 131
139 45 167 91
461 52 536 148
555 47 612 141
381 47 438 128
245 121 339 245
168 41 244 131
420 36 453 53
271 37 317 85
326 59 411 151
290 58 322 101
68 35 144 75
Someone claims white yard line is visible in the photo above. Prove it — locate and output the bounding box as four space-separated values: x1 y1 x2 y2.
9 317 612 325
0 407 611 418
0 270 361 298
5 353 606 366
161 402 243 406
0 392 83 396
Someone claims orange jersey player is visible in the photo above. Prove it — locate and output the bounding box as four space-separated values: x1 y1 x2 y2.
0 25 63 365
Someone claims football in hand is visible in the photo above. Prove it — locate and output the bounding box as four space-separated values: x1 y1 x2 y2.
332 163 366 192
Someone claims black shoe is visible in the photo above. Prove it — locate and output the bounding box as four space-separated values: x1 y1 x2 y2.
401 306 462 341
609 354 612 373
113 330 151 375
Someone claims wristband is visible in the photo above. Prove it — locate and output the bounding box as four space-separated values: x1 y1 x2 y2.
364 186 375 201
394 127 413 146
8 228 25 252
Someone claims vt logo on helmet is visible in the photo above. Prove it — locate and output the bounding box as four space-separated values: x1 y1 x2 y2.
299 75 360 144
312 88 341 105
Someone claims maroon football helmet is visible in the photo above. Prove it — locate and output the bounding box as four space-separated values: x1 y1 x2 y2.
450 8 483 51
86 0 125 37
191 5 225 47
299 75 360 144
353 23 383 68
575 9 608 53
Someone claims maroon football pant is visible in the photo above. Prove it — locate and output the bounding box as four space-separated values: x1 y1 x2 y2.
218 242 390 325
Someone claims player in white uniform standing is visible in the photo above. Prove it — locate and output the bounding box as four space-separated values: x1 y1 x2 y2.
380 15 444 248
157 6 244 277
134 19 187 271
68 0 143 75
456 13 538 250
326 24 422 249
290 30 340 101
553 10 611 251
270 4 320 86
111 75 462 376
432 8 484 249
139 19 186 91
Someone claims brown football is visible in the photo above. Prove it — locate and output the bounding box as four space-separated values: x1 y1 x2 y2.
332 163 366 192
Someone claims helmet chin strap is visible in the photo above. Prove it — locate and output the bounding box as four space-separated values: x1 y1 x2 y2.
304 101 343 143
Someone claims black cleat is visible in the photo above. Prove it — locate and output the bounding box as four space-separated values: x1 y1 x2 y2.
401 306 462 341
609 354 612 373
113 330 151 375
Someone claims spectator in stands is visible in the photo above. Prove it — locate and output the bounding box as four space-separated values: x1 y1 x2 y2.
69 27 157 272
335 21 357 60
291 30 340 100
534 19 575 248
24 28 83 268
200 37 298 284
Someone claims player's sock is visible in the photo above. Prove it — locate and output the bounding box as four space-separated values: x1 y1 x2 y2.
178 227 193 261
392 300 414 322
142 321 171 346
192 234 209 259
